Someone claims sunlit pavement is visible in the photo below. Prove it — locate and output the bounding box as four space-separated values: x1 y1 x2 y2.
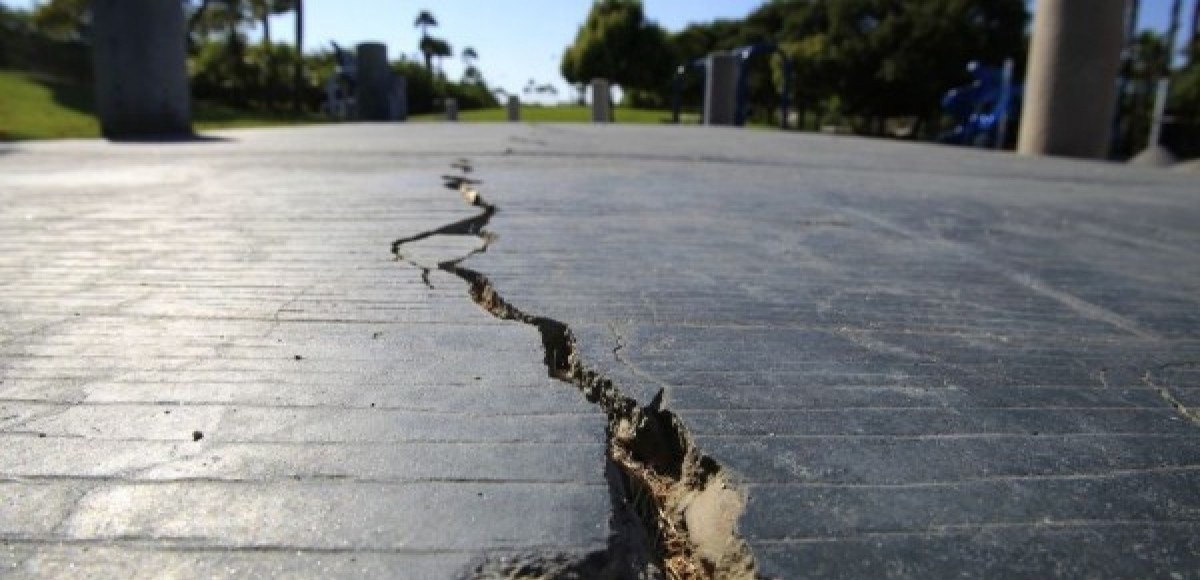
2 124 1199 578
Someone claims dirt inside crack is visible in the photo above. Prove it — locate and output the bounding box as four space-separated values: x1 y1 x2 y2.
392 160 759 580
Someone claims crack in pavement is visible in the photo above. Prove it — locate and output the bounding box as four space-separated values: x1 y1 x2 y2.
1144 367 1200 427
392 161 759 580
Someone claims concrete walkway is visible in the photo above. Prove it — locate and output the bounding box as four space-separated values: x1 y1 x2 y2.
1 124 1198 579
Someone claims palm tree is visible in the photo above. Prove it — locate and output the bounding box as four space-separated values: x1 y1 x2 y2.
462 46 478 67
1165 0 1184 76
252 0 288 110
430 37 453 76
414 9 438 71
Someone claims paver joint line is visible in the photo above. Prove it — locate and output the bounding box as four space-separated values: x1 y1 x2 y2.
392 160 758 580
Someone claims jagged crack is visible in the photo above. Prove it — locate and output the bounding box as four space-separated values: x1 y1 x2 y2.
392 161 759 580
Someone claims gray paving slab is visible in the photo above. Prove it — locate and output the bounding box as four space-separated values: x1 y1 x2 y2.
457 124 1200 579
2 124 1199 578
0 128 618 578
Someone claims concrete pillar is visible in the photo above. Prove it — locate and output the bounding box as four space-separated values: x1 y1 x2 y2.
390 75 408 121
356 42 391 121
507 96 520 122
591 79 611 123
445 98 459 121
91 0 191 139
704 52 738 126
1017 0 1125 159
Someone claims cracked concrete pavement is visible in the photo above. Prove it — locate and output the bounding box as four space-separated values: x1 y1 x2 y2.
2 124 1200 578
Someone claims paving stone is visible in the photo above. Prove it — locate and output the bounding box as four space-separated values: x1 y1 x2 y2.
3 124 1198 578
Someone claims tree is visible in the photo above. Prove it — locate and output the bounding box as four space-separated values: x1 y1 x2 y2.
414 9 438 71
560 0 673 97
293 0 304 112
30 0 90 40
419 35 452 76
251 0 293 110
461 46 481 83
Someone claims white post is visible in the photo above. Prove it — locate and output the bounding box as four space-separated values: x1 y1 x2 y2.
445 98 459 121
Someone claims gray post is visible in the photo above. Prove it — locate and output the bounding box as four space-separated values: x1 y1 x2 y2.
445 98 459 121
1017 0 1125 159
704 52 738 126
591 79 611 123
91 0 191 139
507 96 521 122
356 42 391 121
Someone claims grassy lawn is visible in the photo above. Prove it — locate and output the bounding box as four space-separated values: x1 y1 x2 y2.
0 69 99 140
410 104 678 124
1 69 707 140
0 69 321 141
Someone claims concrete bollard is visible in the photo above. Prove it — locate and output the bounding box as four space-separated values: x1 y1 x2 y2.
507 96 520 122
91 0 192 139
704 52 738 126
591 79 611 123
1017 0 1125 159
356 42 392 121
445 98 459 121
390 75 408 121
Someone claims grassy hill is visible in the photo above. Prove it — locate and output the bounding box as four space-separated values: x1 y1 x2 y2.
0 69 99 140
0 69 320 141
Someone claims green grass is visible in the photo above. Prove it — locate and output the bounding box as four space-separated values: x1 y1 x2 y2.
0 69 321 141
410 104 677 124
0 69 100 140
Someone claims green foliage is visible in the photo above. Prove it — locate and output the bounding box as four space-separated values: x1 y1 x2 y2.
189 39 324 111
561 0 673 95
1171 61 1200 121
31 0 90 41
659 0 1027 129
391 59 498 116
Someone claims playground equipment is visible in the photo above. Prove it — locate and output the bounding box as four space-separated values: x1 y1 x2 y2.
324 42 357 120
940 60 1021 148
673 43 794 130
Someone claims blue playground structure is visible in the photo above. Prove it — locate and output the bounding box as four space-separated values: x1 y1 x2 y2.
673 43 794 130
939 61 1022 148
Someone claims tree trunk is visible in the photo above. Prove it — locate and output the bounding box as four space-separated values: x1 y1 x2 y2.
1165 0 1183 76
292 0 304 114
262 12 273 110
1191 0 1200 66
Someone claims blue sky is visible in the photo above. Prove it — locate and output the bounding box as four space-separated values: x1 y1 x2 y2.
7 0 1195 102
